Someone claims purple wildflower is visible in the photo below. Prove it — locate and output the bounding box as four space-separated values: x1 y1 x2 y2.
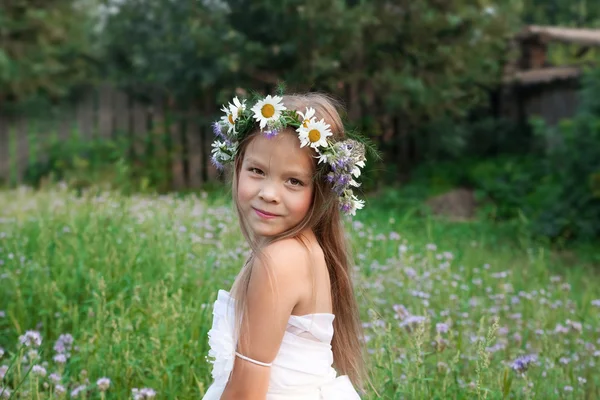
31 365 46 377
511 354 537 373
264 129 279 138
19 331 42 348
54 385 66 396
53 341 65 354
70 384 86 398
49 373 61 384
0 387 10 399
399 315 426 329
53 354 67 364
210 155 224 171
340 202 352 213
212 122 225 139
436 323 450 334
132 388 157 399
97 377 111 392
393 304 411 320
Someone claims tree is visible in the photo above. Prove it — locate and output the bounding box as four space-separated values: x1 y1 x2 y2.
98 0 245 106
98 0 520 175
0 0 96 109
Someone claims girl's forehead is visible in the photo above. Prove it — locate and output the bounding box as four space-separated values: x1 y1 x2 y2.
245 132 315 172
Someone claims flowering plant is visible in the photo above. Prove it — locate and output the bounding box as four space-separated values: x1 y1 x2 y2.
211 94 374 216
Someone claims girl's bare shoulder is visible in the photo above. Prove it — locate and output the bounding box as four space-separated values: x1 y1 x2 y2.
259 237 315 277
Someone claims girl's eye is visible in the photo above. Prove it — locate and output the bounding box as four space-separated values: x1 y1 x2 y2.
249 167 264 175
288 178 303 187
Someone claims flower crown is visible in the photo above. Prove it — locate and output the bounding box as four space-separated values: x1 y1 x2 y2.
211 94 367 216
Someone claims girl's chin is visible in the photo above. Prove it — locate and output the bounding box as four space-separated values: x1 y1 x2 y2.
251 229 283 238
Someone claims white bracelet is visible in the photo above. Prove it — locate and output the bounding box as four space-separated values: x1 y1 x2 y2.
235 351 273 367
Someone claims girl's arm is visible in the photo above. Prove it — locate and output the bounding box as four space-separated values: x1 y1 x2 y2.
220 238 311 400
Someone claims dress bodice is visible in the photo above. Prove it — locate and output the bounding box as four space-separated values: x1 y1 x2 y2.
218 290 335 343
202 290 361 399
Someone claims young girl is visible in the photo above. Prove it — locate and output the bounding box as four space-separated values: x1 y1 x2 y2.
203 93 368 399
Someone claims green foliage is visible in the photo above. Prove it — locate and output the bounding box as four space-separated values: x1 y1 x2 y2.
519 0 600 26
460 69 600 241
23 131 176 194
467 155 547 221
99 0 244 102
526 69 600 240
1 187 599 398
0 0 97 108
96 0 520 170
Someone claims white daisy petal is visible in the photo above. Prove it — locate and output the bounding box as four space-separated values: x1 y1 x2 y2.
297 107 316 129
232 96 245 111
220 104 237 134
251 95 286 130
297 118 332 149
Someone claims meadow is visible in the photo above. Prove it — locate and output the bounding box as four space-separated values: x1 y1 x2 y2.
0 184 599 399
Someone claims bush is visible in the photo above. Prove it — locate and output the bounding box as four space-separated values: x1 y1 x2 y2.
23 132 174 194
465 69 600 241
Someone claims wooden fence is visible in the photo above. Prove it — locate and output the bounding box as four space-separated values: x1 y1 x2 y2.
0 85 219 189
0 78 585 189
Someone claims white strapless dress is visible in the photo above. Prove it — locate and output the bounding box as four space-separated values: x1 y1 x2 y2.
202 290 361 399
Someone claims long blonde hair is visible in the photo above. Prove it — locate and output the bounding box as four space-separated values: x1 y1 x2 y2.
229 93 367 389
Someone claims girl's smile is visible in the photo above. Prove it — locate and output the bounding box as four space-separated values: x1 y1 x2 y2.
252 207 280 219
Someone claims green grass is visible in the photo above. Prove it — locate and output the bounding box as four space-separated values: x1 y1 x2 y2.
0 185 599 399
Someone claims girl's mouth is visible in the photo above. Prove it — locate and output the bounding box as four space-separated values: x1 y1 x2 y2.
253 207 279 219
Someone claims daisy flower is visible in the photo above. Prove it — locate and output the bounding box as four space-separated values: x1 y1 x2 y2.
220 97 246 134
297 118 332 149
251 95 286 130
340 192 365 216
297 107 316 129
351 195 365 215
317 152 330 164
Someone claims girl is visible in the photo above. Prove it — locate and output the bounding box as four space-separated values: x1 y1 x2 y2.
203 93 368 399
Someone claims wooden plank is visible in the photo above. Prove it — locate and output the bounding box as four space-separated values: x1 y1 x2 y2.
15 119 28 184
0 116 9 186
77 91 95 140
26 119 39 168
58 108 73 142
132 101 147 158
114 89 130 138
186 112 203 187
170 110 186 190
98 84 113 138
149 103 169 191
39 116 58 167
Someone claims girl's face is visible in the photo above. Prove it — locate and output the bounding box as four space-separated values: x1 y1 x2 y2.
237 131 315 238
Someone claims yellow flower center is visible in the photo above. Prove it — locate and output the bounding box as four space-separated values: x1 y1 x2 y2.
308 129 321 143
228 114 234 124
261 104 275 118
303 119 309 128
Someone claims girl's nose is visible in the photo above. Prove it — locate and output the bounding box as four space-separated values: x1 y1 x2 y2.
258 182 279 203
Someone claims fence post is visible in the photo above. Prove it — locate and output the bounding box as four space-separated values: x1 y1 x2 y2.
0 116 9 186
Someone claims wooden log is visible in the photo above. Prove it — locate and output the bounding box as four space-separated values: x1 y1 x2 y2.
186 111 203 187
98 84 113 139
132 101 148 159
15 119 28 184
0 116 10 185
